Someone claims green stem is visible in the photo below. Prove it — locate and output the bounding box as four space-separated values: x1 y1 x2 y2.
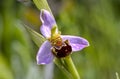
54 56 80 79
54 58 73 79
63 56 80 79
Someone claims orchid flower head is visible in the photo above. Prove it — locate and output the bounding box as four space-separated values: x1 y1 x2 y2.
37 9 89 65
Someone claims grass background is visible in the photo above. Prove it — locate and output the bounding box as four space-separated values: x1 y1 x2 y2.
0 0 120 79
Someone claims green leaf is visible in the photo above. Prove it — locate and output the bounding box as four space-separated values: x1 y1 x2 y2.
24 24 46 47
33 0 51 13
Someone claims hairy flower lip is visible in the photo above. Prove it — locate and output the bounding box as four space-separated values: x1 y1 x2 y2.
51 40 72 58
36 9 90 65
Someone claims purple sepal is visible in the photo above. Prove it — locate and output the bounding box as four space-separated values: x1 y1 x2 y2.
36 41 54 64
40 9 57 38
61 35 89 52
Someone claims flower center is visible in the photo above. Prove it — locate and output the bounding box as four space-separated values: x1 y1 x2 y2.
51 40 72 58
50 35 62 47
50 26 72 58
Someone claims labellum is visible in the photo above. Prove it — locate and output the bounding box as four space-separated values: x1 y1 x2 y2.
51 40 72 58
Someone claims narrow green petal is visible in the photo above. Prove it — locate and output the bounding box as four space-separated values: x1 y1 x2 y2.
33 0 51 13
24 24 46 47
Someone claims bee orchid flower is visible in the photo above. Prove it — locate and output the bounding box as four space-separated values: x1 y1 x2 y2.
37 9 89 65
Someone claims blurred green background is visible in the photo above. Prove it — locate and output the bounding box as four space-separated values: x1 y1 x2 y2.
0 0 120 79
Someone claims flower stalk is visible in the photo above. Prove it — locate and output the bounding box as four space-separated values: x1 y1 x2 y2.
54 56 80 79
54 58 73 79
63 56 80 79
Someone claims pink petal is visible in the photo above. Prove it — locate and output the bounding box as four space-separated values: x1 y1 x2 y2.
40 9 57 38
36 41 54 64
61 35 89 52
